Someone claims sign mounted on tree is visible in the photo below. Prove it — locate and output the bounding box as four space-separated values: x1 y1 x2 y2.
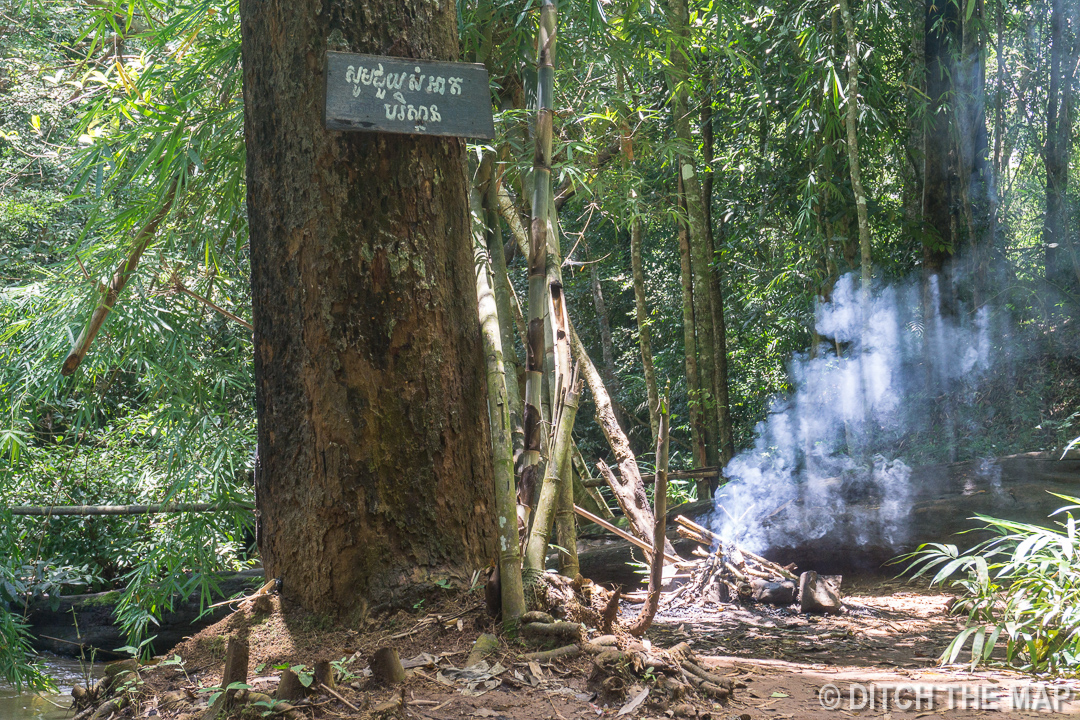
324 52 495 139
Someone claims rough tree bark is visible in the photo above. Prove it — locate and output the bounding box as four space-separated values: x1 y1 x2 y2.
241 0 496 614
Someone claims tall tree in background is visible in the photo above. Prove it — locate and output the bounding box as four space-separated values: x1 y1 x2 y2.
923 0 993 309
1043 0 1077 292
667 0 722 485
241 0 496 615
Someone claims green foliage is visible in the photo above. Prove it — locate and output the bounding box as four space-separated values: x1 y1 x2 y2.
902 495 1080 672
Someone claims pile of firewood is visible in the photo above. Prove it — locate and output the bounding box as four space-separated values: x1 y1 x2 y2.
657 515 800 611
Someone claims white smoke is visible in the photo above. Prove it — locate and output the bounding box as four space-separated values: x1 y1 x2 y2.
712 273 999 554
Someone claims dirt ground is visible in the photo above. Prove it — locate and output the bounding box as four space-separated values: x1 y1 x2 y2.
100 575 1080 720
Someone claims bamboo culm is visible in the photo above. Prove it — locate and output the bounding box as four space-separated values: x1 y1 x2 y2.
470 175 526 622
520 0 558 518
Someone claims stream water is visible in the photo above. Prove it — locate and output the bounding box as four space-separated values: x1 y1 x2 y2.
0 655 102 720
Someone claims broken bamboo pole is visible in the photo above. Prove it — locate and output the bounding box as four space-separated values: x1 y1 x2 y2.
525 373 581 572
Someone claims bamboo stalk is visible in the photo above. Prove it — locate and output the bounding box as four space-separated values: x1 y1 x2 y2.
484 173 525 466
471 172 526 622
62 178 179 376
572 505 681 565
520 0 557 518
838 0 872 292
8 503 250 516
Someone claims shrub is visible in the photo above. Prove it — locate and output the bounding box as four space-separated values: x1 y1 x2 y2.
902 494 1080 672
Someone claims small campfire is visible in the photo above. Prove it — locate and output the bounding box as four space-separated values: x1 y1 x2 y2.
626 515 843 615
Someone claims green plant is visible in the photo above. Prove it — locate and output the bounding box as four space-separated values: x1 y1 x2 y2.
329 656 358 683
159 654 191 683
249 696 292 717
200 681 252 706
901 494 1080 672
274 663 313 688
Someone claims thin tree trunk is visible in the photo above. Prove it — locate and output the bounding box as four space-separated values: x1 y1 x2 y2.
524 375 581 572
630 214 661 445
676 176 707 468
590 263 620 394
471 176 526 623
569 323 675 555
521 0 557 517
627 386 669 636
484 175 525 466
1045 0 1070 288
838 0 872 292
923 0 960 313
699 80 734 470
667 0 719 471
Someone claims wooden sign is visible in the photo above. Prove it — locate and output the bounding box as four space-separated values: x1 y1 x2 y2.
324 51 495 139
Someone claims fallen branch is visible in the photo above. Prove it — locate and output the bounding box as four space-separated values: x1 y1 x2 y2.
570 320 673 555
573 505 680 565
320 683 360 712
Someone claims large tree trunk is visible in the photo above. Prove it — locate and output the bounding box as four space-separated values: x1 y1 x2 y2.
241 0 496 615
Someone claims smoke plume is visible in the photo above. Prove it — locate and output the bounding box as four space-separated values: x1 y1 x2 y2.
711 272 1005 555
